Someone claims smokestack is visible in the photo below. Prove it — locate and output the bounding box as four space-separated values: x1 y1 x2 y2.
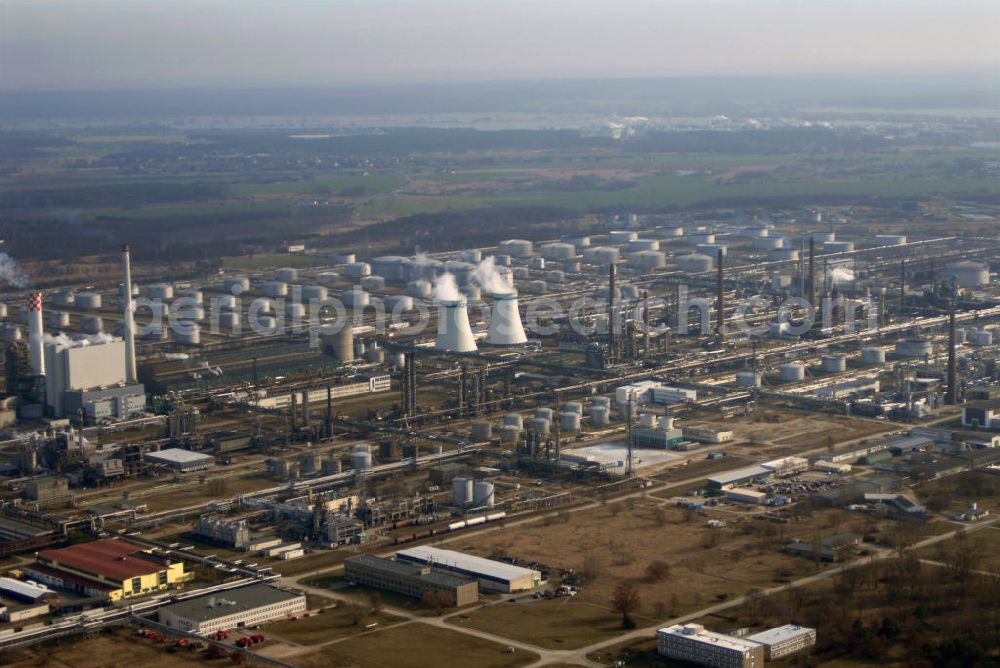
946 310 958 405
121 244 137 383
608 263 617 362
435 299 477 352
900 260 906 311
485 292 527 345
716 248 725 338
301 390 310 426
808 237 816 309
27 292 45 376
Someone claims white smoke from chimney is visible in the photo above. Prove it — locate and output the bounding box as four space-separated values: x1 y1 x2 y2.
0 253 28 288
830 267 855 285
432 272 463 302
471 256 514 296
44 332 115 348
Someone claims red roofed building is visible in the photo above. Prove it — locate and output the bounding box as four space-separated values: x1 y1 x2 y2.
26 538 191 601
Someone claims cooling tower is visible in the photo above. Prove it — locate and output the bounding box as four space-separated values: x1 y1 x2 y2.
485 292 527 345
435 299 478 352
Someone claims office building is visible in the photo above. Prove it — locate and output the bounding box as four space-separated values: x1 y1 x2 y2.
657 623 765 668
745 624 816 660
344 555 479 607
158 584 306 634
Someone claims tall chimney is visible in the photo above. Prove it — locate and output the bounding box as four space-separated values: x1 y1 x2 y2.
608 263 617 362
716 248 725 338
899 260 906 312
808 237 816 309
121 244 138 383
946 310 958 405
27 292 45 376
301 390 310 426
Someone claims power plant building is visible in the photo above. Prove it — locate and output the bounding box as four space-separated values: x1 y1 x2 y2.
43 338 146 419
158 584 306 634
344 555 479 607
395 546 540 593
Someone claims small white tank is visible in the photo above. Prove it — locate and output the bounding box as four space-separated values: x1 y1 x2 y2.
342 289 369 309
527 417 550 434
275 267 299 282
628 239 659 252
262 281 288 298
559 412 581 432
503 414 524 428
147 283 174 300
472 481 495 508
736 371 762 388
76 292 102 310
452 477 473 505
470 420 492 441
861 347 886 364
534 407 553 421
223 276 250 293
362 276 385 291
821 354 847 373
499 425 521 444
590 406 610 426
779 363 805 382
301 285 328 301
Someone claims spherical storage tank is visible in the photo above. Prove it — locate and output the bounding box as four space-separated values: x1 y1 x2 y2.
676 253 714 272
452 477 473 505
590 406 610 426
736 371 762 388
583 247 620 264
223 276 250 293
779 362 806 382
472 481 495 508
861 347 886 364
262 281 288 298
559 412 581 432
470 420 492 442
895 338 933 358
631 251 666 270
499 239 534 257
147 283 174 300
821 354 847 373
76 292 102 310
274 267 298 283
944 261 989 289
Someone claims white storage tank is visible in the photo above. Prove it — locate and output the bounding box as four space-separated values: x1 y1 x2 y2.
688 232 715 245
262 281 288 297
628 239 659 252
147 283 174 300
174 302 205 321
301 285 328 301
583 246 621 264
590 395 611 408
181 289 203 304
172 323 201 346
215 294 237 310
875 234 907 246
372 256 408 281
452 477 473 505
563 259 582 274
458 249 482 263
0 303 8 318
895 338 933 358
223 276 250 293
512 267 530 280
471 420 492 442
462 286 481 302
76 292 102 310
541 242 577 261
654 226 684 238
546 270 566 284
47 311 70 328
769 248 800 262
825 241 855 253
944 261 989 289
343 262 372 279
254 315 277 332
286 302 306 319
752 236 784 251
527 280 547 294
619 284 641 301
361 276 385 291
342 289 370 309
334 253 356 264
861 347 886 364
503 413 524 428
81 316 103 334
955 328 967 344
499 425 521 444
609 230 638 243
811 231 835 243
771 275 793 290
316 272 340 287
528 417 551 435
472 481 495 508
499 239 534 257
534 407 554 421
971 329 993 346
562 401 583 415
350 444 372 472
52 290 76 307
676 253 714 272
219 311 241 330
590 406 610 426
697 243 727 257
563 235 591 250
821 354 848 373
528 257 546 270
407 280 433 299
779 362 806 382
386 294 414 312
631 250 666 270
736 371 762 388
559 412 581 432
274 267 298 282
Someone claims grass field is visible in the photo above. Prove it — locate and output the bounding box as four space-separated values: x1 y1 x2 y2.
229 172 408 197
0 628 216 668
266 606 403 645
295 622 538 668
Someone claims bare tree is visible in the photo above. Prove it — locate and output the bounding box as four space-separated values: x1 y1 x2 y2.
645 560 672 582
611 582 642 629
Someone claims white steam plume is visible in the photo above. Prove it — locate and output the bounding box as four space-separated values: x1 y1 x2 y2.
43 332 115 348
0 253 28 288
830 267 855 285
432 272 463 302
471 256 514 296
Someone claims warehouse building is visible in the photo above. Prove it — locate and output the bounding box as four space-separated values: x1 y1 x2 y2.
145 448 214 472
344 555 479 607
745 624 816 660
707 465 771 491
760 456 809 476
158 584 306 634
683 426 734 444
818 442 889 464
395 546 540 593
26 538 191 601
657 623 765 668
0 577 55 603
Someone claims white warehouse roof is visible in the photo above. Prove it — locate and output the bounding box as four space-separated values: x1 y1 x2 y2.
0 576 51 600
145 448 214 467
395 546 537 583
746 624 815 646
708 465 770 486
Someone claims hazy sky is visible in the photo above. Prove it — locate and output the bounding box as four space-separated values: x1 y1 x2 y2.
1 0 997 90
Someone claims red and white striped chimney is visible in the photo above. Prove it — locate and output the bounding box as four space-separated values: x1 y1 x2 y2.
27 291 45 376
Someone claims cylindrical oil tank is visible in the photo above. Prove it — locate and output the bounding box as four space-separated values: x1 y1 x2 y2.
562 401 583 415
76 292 102 309
590 406 610 426
771 275 793 290
361 276 385 291
452 477 473 505
274 267 298 282
388 351 405 368
322 458 343 475
255 315 277 331
628 239 659 252
286 302 306 319
2 324 21 341
875 234 907 246
335 253 356 264
590 395 611 408
504 413 524 428
617 400 637 420
172 323 200 346
546 270 566 284
736 371 762 388
367 347 385 364
472 481 495 508
528 257 546 270
619 284 640 301
861 347 886 364
81 316 103 334
47 311 70 328
945 261 990 289
301 285 328 301
316 272 340 287
752 236 784 250
354 340 366 357
499 425 521 444
811 231 835 243
175 303 205 321
563 259 581 273
528 417 551 435
458 249 482 263
527 280 546 294
215 294 237 310
821 354 848 373
698 243 727 257
372 256 408 281
955 328 967 344
0 303 10 318
343 262 371 279
631 251 666 270
534 407 554 421
350 450 372 472
688 233 715 245
500 239 534 257
825 241 854 253
676 253 714 272
219 311 241 330
181 289 203 304
971 330 993 346
52 290 75 307
470 420 492 442
262 281 288 297
512 267 530 280
494 254 512 267
741 225 769 239
147 283 174 300
769 248 800 262
895 338 933 358
583 246 620 264
407 280 433 299
541 242 577 261
779 362 806 382
343 289 370 309
386 294 414 312
609 230 637 243
640 413 656 429
223 276 250 293
654 226 684 238
563 235 591 250
560 412 581 432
